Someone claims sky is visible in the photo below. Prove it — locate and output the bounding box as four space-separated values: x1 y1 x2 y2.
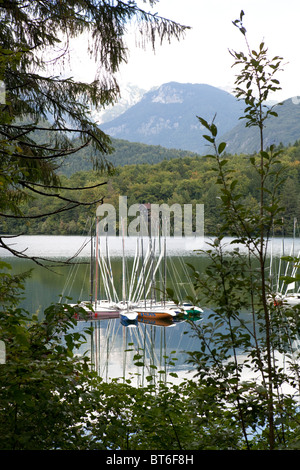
69 0 300 102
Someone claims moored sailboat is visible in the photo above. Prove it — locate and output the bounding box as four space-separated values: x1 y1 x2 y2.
269 218 300 308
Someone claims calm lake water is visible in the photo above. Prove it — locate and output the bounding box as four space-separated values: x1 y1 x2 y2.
1 235 297 384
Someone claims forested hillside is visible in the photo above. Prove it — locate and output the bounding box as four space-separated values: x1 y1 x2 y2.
3 141 300 237
60 137 199 176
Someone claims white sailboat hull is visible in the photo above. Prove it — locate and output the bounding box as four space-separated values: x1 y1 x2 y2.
119 310 138 321
71 300 120 319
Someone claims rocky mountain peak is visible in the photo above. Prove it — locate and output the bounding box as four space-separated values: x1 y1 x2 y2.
100 82 243 153
151 83 184 104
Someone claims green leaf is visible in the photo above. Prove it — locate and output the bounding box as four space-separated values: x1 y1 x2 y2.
197 116 210 130
218 142 226 154
203 135 214 143
211 123 218 137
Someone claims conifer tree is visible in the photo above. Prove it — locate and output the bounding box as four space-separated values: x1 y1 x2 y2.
0 1 188 253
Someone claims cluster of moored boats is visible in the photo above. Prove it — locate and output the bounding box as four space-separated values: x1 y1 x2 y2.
73 298 203 326
70 213 203 326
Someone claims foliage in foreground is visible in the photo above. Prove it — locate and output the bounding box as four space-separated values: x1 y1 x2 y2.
1 262 300 450
0 276 243 450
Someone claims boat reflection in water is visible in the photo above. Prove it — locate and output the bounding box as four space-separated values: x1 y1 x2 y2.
74 313 202 386
136 316 173 328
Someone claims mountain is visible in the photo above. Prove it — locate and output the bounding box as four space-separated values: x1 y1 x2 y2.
100 82 244 154
220 98 300 154
91 83 146 124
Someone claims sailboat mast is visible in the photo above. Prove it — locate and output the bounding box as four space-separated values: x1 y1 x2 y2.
141 237 147 308
163 235 166 306
95 216 99 306
121 217 126 305
90 220 94 303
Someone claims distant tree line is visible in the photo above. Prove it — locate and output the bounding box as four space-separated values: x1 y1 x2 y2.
2 141 300 237
59 137 200 176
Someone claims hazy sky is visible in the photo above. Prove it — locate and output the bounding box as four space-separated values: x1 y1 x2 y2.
70 0 300 102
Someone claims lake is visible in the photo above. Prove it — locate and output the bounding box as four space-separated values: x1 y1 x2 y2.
1 234 297 384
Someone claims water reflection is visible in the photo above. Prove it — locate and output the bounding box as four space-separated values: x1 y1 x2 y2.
1 234 298 260
74 316 203 385
3 235 298 384
7 253 205 383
